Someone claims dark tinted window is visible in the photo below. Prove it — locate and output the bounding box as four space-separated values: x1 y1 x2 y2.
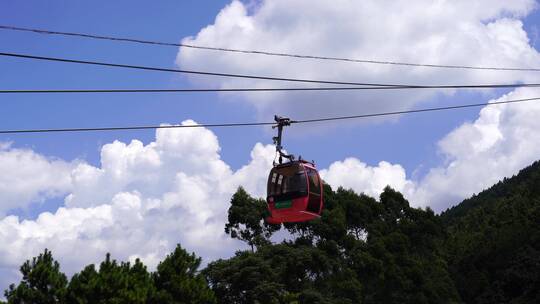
267 164 307 199
307 169 321 194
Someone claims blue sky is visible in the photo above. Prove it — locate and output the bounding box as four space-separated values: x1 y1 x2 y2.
1 0 540 289
3 0 537 216
1 1 539 170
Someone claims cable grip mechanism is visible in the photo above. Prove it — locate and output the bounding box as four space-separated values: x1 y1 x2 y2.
272 115 295 164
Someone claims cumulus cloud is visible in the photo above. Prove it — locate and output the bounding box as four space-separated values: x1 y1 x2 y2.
320 158 414 198
0 144 75 215
412 88 540 210
3 0 540 293
321 88 540 211
3 87 540 289
0 121 276 290
177 0 539 120
0 123 417 290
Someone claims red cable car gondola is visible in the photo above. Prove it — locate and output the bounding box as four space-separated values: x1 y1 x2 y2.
265 116 324 224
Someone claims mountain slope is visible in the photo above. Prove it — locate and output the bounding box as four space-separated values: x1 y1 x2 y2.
441 161 540 303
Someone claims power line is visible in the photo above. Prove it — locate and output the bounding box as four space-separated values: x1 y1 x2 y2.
1 83 540 94
1 24 539 72
0 122 274 134
293 96 540 124
0 25 184 47
0 88 379 93
0 52 404 87
1 52 540 90
1 96 538 134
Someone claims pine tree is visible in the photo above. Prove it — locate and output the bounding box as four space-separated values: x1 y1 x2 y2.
150 244 216 304
66 253 154 303
4 249 67 304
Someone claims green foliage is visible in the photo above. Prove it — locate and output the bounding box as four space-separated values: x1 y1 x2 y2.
212 186 459 303
65 264 98 303
66 253 154 303
65 245 215 304
203 251 285 304
151 244 215 304
225 187 280 251
442 160 540 303
5 161 540 303
4 249 67 304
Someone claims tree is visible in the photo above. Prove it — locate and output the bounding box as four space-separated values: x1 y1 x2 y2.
442 160 540 303
6 160 540 303
66 264 98 303
66 253 154 303
225 187 280 251
216 185 464 303
355 187 458 303
151 244 216 304
203 249 291 304
4 249 67 304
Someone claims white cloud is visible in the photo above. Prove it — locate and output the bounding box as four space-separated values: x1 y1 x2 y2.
0 121 276 290
3 88 540 290
320 158 414 198
320 88 540 211
0 142 12 150
412 88 540 210
0 146 75 215
3 0 540 293
230 142 276 198
177 0 539 120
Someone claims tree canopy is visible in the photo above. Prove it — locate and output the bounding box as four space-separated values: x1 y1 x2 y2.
5 161 540 303
208 186 458 304
4 249 67 303
5 245 214 304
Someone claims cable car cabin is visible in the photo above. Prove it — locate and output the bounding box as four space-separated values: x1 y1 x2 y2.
266 160 323 224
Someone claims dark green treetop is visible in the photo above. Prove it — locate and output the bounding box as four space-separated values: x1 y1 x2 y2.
66 253 154 303
225 187 280 251
4 249 67 304
150 244 216 304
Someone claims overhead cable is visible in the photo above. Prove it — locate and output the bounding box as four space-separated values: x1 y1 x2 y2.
1 52 540 90
1 83 540 94
1 25 539 72
292 96 540 124
0 122 274 134
0 52 406 87
1 96 538 134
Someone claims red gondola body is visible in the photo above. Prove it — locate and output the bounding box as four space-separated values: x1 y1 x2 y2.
266 160 324 224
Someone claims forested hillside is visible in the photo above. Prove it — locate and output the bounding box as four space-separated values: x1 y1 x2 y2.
442 161 540 303
4 162 540 303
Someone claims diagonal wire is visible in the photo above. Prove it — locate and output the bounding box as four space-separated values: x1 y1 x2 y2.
0 52 405 87
1 52 540 90
1 96 538 134
292 96 540 123
1 83 540 94
1 25 539 72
